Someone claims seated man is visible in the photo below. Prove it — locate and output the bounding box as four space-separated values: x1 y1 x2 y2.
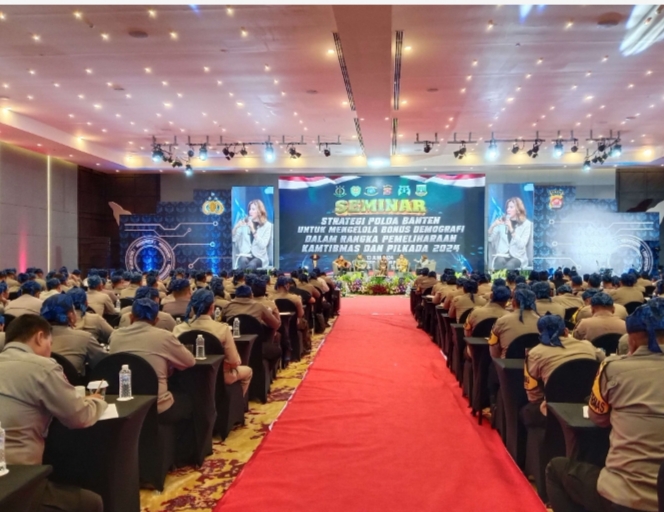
173 289 252 395
250 280 282 325
41 294 107 375
118 286 177 331
119 271 143 298
353 253 368 272
636 271 652 291
110 298 196 423
552 284 584 310
85 275 117 315
222 284 282 363
574 288 627 326
0 314 107 512
333 254 351 274
67 287 114 344
194 271 209 290
522 314 604 427
4 281 43 317
573 292 627 342
464 285 511 337
40 278 63 300
532 281 566 318
570 275 584 295
489 288 540 359
449 279 487 323
161 278 193 318
546 299 664 512
608 272 646 306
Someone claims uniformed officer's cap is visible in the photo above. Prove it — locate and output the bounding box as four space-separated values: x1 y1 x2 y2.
66 287 88 314
41 294 74 325
537 314 565 347
132 297 159 322
186 289 214 321
235 285 252 298
626 298 664 353
591 292 614 307
20 281 42 297
491 286 511 303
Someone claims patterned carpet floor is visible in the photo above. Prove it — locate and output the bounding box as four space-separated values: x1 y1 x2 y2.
140 320 335 512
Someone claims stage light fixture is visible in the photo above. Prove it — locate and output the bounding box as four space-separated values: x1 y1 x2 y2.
172 159 183 168
187 146 195 158
423 142 432 154
264 144 275 162
610 142 622 157
323 145 331 157
453 144 467 159
583 160 591 171
511 143 519 154
151 145 163 162
592 156 599 164
239 145 247 157
570 140 579 153
222 146 234 161
553 140 564 158
598 140 606 152
527 141 540 159
199 144 208 161
487 140 498 160
288 145 301 159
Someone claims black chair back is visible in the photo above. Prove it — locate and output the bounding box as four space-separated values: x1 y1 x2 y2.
591 333 622 355
50 352 83 386
658 461 664 512
645 285 655 297
3 314 16 329
7 292 19 301
458 308 473 324
177 330 224 355
544 358 600 403
505 333 541 359
624 301 643 315
471 317 497 338
103 313 121 328
226 314 270 402
422 287 433 296
119 297 134 309
564 307 578 322
275 298 297 314
89 352 158 395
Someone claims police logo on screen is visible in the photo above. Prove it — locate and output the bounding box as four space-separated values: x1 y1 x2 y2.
201 193 225 215
365 186 378 196
548 189 565 210
125 236 176 280
415 184 428 197
350 186 362 197
334 185 346 198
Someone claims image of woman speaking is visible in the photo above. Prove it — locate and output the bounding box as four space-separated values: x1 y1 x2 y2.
233 199 273 270
488 197 533 270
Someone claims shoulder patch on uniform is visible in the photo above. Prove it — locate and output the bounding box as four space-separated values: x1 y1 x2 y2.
523 361 538 391
589 359 611 415
488 331 499 346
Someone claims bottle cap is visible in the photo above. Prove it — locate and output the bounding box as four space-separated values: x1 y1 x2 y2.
122 364 129 370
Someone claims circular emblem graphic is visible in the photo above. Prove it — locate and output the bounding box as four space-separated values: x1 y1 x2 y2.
607 235 653 274
125 236 176 280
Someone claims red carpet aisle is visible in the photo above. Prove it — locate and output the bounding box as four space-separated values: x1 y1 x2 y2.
216 296 545 512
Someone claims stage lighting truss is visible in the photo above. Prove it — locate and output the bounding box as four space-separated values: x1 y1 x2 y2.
414 133 441 154
585 129 621 169
281 135 306 159
317 135 342 158
447 132 478 160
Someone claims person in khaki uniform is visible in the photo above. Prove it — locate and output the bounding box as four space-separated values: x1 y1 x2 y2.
449 280 487 323
570 275 585 295
552 284 584 310
110 298 196 420
607 273 645 306
273 276 312 351
162 278 193 318
477 274 492 297
442 278 466 310
0 281 8 315
41 294 107 375
532 281 566 318
40 278 63 300
0 314 107 512
522 314 604 426
574 288 628 326
5 269 21 294
210 278 231 311
118 286 177 331
489 288 540 359
67 287 114 344
546 299 664 512
433 275 456 305
250 280 282 324
85 275 117 315
464 285 510 337
573 292 626 342
296 273 320 300
416 270 438 294
636 272 652 291
4 281 43 317
412 268 428 291
173 289 252 396
119 272 142 298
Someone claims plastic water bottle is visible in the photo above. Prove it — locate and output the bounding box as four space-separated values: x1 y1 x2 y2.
0 421 7 476
118 364 133 401
176 317 182 325
195 334 206 360
214 307 222 321
115 299 121 312
232 317 241 338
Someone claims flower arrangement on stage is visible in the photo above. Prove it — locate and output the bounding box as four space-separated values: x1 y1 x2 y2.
334 272 415 296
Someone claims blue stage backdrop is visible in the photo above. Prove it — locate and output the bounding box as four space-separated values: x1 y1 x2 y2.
231 186 275 269
533 186 659 274
278 174 486 272
487 183 535 270
120 189 232 278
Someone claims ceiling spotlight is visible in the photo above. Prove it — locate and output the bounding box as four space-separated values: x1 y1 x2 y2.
239 145 248 157
553 140 564 158
597 140 607 152
151 145 163 162
487 140 498 160
527 141 540 158
570 140 579 153
323 145 331 157
423 142 432 154
610 142 622 157
511 142 520 154
172 159 183 168
199 144 208 161
187 146 195 158
583 160 591 171
453 144 467 159
185 164 193 175
265 144 275 163
288 146 301 159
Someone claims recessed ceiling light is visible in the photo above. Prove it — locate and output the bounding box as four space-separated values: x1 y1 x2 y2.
27 95 33 100
68 114 74 118
628 83 634 88
115 113 121 117
101 33 109 41
86 122 92 126
32 34 41 42
566 20 573 28
102 128 107 132
130 121 135 125
203 66 210 72
28 69 36 75
585 95 594 100
550 106 555 110
602 55 608 62
571 85 577 90
537 58 543 64
202 112 207 116
144 67 152 73
264 64 270 71
217 80 223 85
516 86 521 91
0 12 6 20
53 83 60 88
1 83 8 89
106 82 113 87
327 49 334 55
506 97 514 102
236 101 244 107
148 9 156 17
384 117 389 120
586 114 592 118
226 7 233 15
576 122 581 126
241 28 247 37
401 100 407 105
281 91 286 96
78 94 85 99
93 104 101 109
526 73 532 79
460 88 466 93
126 94 131 99
585 71 592 77
229 92 234 97
472 59 478 66
177 92 183 98
646 70 653 75
650 104 655 108
37 143 42 147
170 31 178 39
273 79 279 85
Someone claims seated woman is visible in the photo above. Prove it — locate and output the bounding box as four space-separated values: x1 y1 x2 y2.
377 255 389 276
395 253 409 274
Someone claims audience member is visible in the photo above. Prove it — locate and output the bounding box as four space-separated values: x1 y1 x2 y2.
449 279 486 323
67 287 113 344
573 292 627 342
4 281 43 317
489 288 540 358
118 286 177 331
162 278 193 318
532 281 566 318
85 275 117 315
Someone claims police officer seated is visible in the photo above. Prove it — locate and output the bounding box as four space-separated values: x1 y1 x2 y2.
67 287 114 345
119 271 142 299
546 299 664 512
41 294 107 377
464 285 511 337
522 314 604 428
173 289 252 396
532 281 566 318
110 298 196 425
118 286 177 331
573 292 626 342
161 278 193 318
0 314 107 512
4 280 43 317
41 278 63 300
489 288 540 359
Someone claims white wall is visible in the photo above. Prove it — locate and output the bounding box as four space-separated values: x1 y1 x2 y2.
0 142 78 270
